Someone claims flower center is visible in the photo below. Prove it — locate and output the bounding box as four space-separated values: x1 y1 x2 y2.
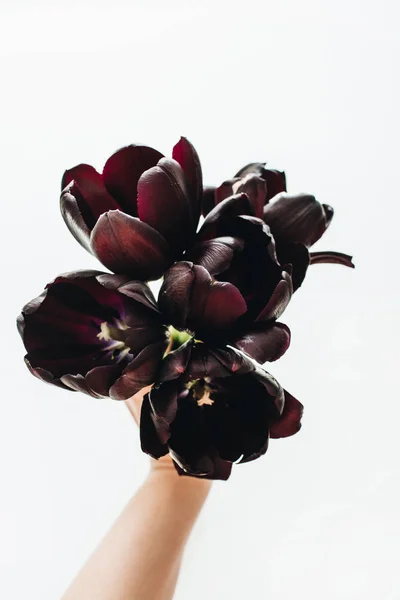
97 319 131 362
167 325 193 352
187 378 215 407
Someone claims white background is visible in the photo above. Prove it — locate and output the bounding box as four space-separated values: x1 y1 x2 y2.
1 0 399 598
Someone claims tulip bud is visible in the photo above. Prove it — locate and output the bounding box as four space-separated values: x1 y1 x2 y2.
263 192 334 247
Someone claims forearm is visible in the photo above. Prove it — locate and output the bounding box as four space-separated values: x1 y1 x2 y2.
61 460 212 600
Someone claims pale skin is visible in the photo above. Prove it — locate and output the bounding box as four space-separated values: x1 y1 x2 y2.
61 387 212 600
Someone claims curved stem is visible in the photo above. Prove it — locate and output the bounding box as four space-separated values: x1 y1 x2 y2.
309 251 355 268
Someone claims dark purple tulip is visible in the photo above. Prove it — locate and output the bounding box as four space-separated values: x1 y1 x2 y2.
140 341 303 480
263 192 334 248
234 167 355 273
262 193 354 278
17 271 168 400
159 193 293 363
203 163 354 285
60 138 203 281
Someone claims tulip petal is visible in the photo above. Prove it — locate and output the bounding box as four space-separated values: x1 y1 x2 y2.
183 344 233 381
60 185 93 252
216 180 237 204
270 390 303 438
61 165 120 224
60 373 105 398
20 280 123 355
158 262 195 329
96 275 160 313
102 145 164 215
172 456 232 480
124 326 166 357
168 401 219 477
235 163 287 201
186 237 243 277
172 137 203 224
25 344 113 378
109 341 167 400
193 266 248 330
49 275 125 319
55 269 110 281
156 339 194 384
148 381 179 444
19 274 128 359
198 193 252 241
275 242 310 291
234 174 266 219
206 377 271 463
322 204 334 226
202 179 240 218
233 322 291 363
264 170 287 201
310 251 355 268
263 192 330 247
140 393 169 459
137 158 194 251
238 437 270 464
208 346 255 376
117 281 160 312
202 186 217 216
91 210 172 280
252 367 284 410
168 449 213 478
85 364 127 397
256 270 293 321
161 262 247 334
24 358 73 392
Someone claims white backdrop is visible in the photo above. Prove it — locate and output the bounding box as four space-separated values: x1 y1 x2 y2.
1 1 399 598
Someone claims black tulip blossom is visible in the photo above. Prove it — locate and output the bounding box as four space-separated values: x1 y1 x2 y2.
140 340 303 480
263 192 334 248
60 137 202 281
159 193 293 364
202 162 354 290
263 192 354 282
17 271 168 400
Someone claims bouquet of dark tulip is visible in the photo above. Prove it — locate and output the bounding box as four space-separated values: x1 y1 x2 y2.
17 138 354 480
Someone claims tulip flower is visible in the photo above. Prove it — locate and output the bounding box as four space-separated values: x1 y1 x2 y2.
60 137 202 281
17 271 168 400
202 162 354 288
159 193 293 363
263 192 333 247
140 340 303 480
